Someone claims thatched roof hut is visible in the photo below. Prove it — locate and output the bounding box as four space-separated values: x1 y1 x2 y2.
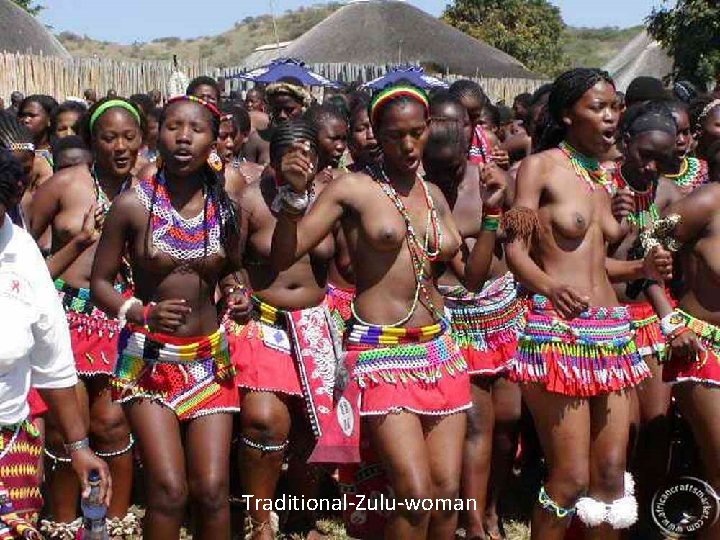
604 30 672 91
280 0 539 79
0 0 70 58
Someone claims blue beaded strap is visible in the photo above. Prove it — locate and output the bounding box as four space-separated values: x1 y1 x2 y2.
538 486 576 519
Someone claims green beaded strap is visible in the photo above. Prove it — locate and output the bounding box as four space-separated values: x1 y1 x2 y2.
538 486 576 519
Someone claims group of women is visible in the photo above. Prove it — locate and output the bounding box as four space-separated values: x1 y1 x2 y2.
1 67 720 540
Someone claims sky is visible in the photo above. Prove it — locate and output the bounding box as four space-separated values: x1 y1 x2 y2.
39 0 665 44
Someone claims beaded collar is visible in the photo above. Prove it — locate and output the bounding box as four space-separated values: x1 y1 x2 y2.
559 141 614 195
612 167 659 230
665 156 708 194
135 172 226 261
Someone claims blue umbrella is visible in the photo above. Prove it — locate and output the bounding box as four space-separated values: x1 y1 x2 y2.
232 58 340 88
362 65 448 91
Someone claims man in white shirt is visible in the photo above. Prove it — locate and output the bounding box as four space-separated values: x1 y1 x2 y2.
0 147 110 529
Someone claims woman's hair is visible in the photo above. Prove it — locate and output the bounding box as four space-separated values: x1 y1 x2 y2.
619 101 676 137
147 106 163 123
0 111 34 150
689 94 720 132
324 95 350 123
0 147 24 209
448 79 488 107
269 116 318 165
305 102 348 133
369 84 430 129
347 91 371 129
429 90 464 119
50 100 88 135
185 76 221 99
82 97 146 146
19 94 58 118
219 102 251 134
129 93 155 116
538 68 615 151
425 118 466 162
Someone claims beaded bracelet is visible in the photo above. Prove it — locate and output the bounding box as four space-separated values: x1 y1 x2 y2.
63 437 90 455
660 311 686 337
117 297 142 328
481 212 502 232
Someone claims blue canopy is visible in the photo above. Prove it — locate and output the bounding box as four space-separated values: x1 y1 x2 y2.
231 58 340 88
362 65 448 91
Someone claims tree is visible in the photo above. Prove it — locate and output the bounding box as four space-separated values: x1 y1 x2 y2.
11 0 44 16
647 0 720 90
443 0 566 76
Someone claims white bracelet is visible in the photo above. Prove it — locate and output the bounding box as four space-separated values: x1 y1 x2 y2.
660 311 686 337
117 297 142 328
271 185 309 215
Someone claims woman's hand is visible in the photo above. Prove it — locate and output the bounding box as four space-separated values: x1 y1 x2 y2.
490 148 510 170
611 188 635 223
547 282 590 319
643 245 673 282
76 204 100 248
71 447 112 506
145 299 192 333
480 163 507 210
668 328 705 363
280 141 315 193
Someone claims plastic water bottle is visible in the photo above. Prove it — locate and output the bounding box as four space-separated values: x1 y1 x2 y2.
79 471 108 540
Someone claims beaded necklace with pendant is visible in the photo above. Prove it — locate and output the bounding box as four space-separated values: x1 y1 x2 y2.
665 156 708 193
559 141 614 195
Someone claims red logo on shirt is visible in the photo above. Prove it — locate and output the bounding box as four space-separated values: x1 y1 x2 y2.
10 280 19 293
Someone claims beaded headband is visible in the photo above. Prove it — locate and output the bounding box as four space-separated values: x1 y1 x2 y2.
370 85 430 127
167 95 222 120
89 99 141 132
8 142 34 152
695 99 720 131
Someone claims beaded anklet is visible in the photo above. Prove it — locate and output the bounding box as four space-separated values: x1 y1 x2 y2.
538 486 576 519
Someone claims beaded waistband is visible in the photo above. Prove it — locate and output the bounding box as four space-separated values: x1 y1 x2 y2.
679 310 720 348
119 325 228 364
531 294 629 320
347 318 450 346
55 278 124 316
251 296 286 327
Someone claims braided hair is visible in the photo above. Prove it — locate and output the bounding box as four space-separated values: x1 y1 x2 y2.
539 68 615 151
0 147 24 211
305 102 348 133
269 116 318 167
0 111 34 151
448 79 488 108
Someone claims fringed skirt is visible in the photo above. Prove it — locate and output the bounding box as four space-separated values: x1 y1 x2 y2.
55 278 124 377
0 419 43 520
663 310 720 386
628 301 666 359
111 325 239 421
346 318 471 416
441 272 526 377
510 295 649 397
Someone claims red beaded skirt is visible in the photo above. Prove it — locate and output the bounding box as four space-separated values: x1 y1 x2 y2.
628 301 666 358
663 310 720 386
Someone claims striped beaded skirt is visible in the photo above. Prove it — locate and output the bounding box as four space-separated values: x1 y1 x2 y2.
345 318 471 416
510 295 649 397
0 419 43 520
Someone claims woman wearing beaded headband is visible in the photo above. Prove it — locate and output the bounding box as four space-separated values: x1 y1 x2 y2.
90 95 244 539
28 97 143 537
505 68 672 539
690 96 720 164
423 117 521 540
271 84 468 539
607 101 684 534
641 177 720 539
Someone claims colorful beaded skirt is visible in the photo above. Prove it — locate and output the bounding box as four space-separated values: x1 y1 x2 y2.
111 325 239 421
662 310 720 386
441 272 526 377
346 318 471 416
628 301 666 359
326 283 355 334
0 419 43 520
55 278 124 377
510 295 649 397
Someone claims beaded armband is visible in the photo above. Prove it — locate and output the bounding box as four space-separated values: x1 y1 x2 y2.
660 311 686 338
639 214 682 256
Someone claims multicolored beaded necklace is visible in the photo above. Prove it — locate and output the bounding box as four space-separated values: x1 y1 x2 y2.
559 141 614 195
351 165 444 327
135 172 225 261
665 156 708 194
613 167 659 230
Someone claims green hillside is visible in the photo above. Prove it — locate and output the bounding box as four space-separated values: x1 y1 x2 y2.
56 2 642 72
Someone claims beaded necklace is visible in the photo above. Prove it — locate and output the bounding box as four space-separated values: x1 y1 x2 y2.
559 141 614 194
91 164 133 286
613 167 659 230
135 172 225 261
665 156 708 193
350 165 443 327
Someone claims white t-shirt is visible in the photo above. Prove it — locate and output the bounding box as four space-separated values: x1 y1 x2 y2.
0 214 77 425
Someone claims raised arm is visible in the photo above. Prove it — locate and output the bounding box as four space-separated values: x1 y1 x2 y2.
270 145 347 271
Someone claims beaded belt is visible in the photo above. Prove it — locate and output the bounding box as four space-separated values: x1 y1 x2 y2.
54 278 125 316
347 318 449 346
